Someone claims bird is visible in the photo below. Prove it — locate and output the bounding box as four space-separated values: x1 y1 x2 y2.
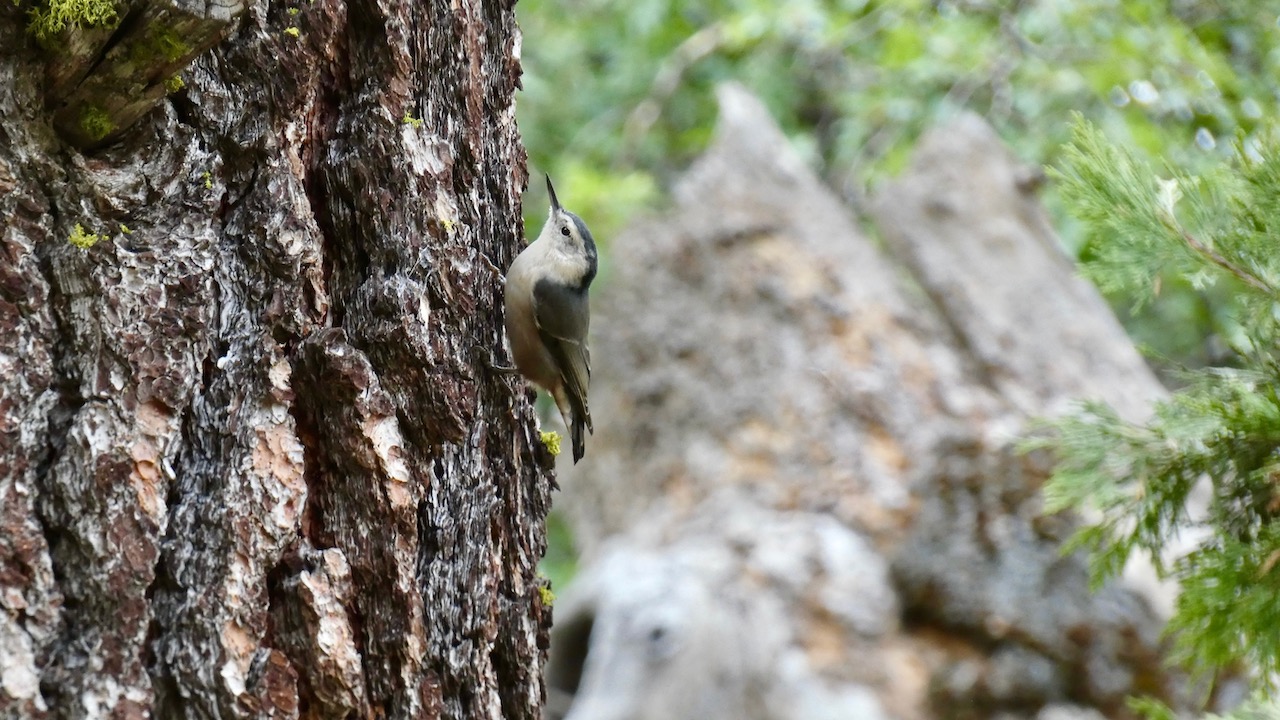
504 175 597 463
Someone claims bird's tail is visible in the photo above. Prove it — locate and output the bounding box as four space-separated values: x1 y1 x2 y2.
554 387 593 464
571 411 588 464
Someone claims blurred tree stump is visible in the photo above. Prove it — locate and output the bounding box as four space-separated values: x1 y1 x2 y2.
0 1 552 717
549 85 1201 720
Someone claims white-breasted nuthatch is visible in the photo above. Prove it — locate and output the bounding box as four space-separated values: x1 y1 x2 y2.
504 175 597 463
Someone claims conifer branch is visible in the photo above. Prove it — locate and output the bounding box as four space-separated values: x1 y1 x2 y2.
1179 229 1276 297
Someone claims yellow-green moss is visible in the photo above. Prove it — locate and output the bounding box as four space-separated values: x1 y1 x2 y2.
402 112 424 129
201 171 212 190
283 26 300 38
538 584 556 607
539 431 562 456
68 224 100 249
79 104 114 142
118 224 132 234
150 27 189 61
128 25 190 66
28 0 117 39
164 75 184 93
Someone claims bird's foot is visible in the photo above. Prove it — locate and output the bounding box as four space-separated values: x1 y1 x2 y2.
473 344 519 374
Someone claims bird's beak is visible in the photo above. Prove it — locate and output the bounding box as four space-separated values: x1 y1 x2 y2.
546 174 561 213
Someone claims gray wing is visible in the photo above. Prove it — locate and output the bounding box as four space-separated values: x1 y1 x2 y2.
532 279 592 426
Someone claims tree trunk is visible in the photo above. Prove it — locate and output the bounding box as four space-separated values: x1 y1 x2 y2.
0 1 553 718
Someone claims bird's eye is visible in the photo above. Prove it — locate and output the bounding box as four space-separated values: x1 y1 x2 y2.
560 226 570 236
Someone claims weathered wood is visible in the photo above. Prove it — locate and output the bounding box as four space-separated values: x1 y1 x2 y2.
1 0 552 717
551 85 1200 720
45 0 245 149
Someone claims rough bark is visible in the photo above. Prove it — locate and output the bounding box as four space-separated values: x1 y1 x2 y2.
548 85 1207 720
0 1 552 718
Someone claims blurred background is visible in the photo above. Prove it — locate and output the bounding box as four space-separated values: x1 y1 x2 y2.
512 2 1280 717
518 0 1276 389
517 0 1279 587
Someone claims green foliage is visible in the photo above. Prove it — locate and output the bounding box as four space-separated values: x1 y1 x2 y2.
27 0 116 39
1133 694 1280 720
1059 115 1280 348
1045 119 1280 690
1128 696 1178 720
518 0 1279 368
67 223 99 249
165 75 185 93
538 511 578 592
1209 697 1280 720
